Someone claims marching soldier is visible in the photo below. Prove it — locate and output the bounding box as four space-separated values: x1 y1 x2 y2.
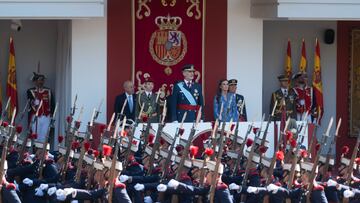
270 74 297 121
135 77 160 123
27 72 55 142
170 64 204 122
228 79 247 121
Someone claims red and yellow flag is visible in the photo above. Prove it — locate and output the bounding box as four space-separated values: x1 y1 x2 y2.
6 37 18 118
312 38 324 124
285 40 292 80
299 39 307 72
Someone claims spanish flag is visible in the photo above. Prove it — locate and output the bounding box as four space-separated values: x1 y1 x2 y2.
312 39 324 124
6 37 18 118
284 39 292 80
299 39 307 72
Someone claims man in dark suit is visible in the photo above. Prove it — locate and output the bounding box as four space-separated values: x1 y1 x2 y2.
270 74 297 121
170 64 204 122
114 81 136 121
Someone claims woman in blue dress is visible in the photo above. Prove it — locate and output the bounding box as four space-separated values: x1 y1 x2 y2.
213 79 239 122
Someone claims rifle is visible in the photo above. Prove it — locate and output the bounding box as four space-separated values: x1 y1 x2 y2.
307 113 321 161
260 100 277 148
18 100 43 163
38 102 58 179
61 106 84 182
266 118 290 185
94 98 103 121
209 119 234 203
0 98 11 126
306 117 333 202
74 108 97 183
161 112 187 180
107 117 125 203
240 114 265 203
287 113 309 189
232 122 253 176
171 108 202 203
321 118 341 182
122 103 144 168
0 108 16 203
147 101 167 175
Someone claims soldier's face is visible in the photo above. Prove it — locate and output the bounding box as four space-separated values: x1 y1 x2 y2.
229 85 237 93
280 80 289 88
35 79 44 88
144 82 154 92
183 70 194 81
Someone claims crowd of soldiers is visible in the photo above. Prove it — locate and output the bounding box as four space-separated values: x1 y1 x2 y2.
0 65 359 203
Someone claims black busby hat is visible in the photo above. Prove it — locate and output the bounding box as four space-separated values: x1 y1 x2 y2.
228 79 238 86
31 72 46 81
182 64 195 72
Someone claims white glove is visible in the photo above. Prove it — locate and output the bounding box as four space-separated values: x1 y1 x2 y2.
34 187 44 196
48 187 57 196
134 183 145 191
167 179 180 189
71 201 79 203
172 121 178 123
119 175 129 183
247 186 258 194
327 179 338 187
144 196 153 203
266 184 279 194
300 99 305 105
48 153 54 160
64 188 76 198
39 183 49 190
56 189 67 201
34 99 40 106
22 178 33 186
29 154 35 159
344 190 355 198
229 183 240 191
157 184 167 192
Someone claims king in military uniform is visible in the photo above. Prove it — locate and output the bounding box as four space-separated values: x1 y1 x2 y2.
270 74 297 120
170 64 204 122
292 71 313 121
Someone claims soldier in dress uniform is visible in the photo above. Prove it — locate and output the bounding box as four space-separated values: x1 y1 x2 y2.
27 72 55 142
292 72 313 121
171 64 204 122
270 74 297 121
228 79 247 121
135 77 160 123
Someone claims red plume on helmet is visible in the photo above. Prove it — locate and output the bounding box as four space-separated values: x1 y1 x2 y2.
84 142 91 151
290 139 297 148
299 149 308 159
259 146 268 154
102 145 112 156
148 134 155 144
189 146 199 158
276 150 284 161
246 138 253 147
341 146 349 156
58 135 64 143
16 125 23 134
286 130 293 141
204 148 214 157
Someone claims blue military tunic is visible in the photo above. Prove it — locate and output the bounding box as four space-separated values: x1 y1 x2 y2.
171 81 204 122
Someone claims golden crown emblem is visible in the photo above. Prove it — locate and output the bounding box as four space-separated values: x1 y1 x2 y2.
155 15 182 30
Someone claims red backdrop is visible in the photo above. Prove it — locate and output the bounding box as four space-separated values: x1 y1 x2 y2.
107 0 227 122
134 1 204 96
336 21 360 164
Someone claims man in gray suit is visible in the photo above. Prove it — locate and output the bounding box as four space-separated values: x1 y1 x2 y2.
135 77 160 123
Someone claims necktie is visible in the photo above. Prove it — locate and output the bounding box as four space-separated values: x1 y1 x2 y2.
187 81 191 88
284 89 288 97
147 93 151 99
128 95 133 113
